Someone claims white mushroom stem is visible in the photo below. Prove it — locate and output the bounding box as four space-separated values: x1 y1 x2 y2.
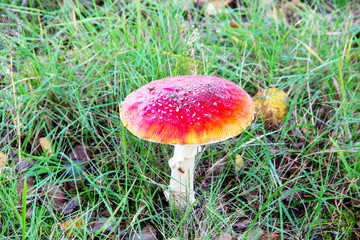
166 145 201 207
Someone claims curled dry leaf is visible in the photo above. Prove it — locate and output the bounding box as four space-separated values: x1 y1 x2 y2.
253 88 287 125
39 137 52 157
229 22 239 28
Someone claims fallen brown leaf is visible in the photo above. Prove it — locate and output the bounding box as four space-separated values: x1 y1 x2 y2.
62 196 81 216
0 152 6 167
229 22 239 28
216 232 233 240
14 157 36 173
89 218 124 233
68 144 92 161
42 184 67 213
39 137 52 157
282 189 303 202
131 225 158 240
235 219 251 228
259 232 281 240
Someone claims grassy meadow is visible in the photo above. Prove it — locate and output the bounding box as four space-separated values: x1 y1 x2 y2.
0 0 360 239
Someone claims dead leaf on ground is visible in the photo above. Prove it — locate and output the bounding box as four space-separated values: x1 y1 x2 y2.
98 203 121 218
253 88 287 126
68 144 92 161
235 219 251 228
16 176 36 204
131 225 158 240
281 189 303 202
14 157 36 173
234 154 244 171
89 218 124 233
64 145 90 181
62 196 81 216
229 22 239 28
0 152 6 167
216 232 233 240
42 184 67 213
39 137 52 157
64 177 85 192
58 217 85 238
64 160 86 178
259 233 281 240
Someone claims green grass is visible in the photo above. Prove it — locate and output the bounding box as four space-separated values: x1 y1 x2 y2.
1 0 360 239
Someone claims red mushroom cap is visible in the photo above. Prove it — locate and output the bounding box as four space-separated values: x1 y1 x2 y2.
120 75 254 145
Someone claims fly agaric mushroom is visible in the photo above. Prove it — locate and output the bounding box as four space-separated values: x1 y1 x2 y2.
120 75 254 206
